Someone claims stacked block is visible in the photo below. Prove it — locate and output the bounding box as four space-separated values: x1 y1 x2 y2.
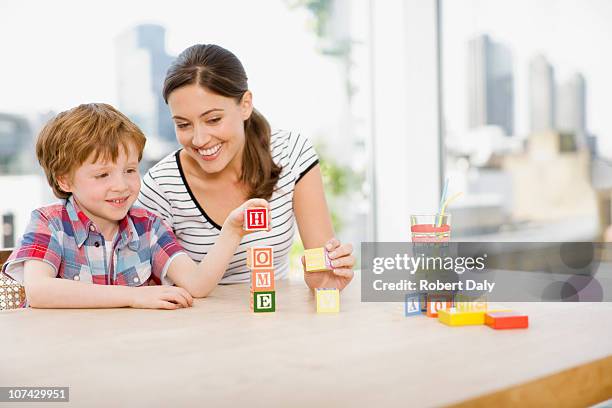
316 288 340 313
244 207 269 232
248 247 276 313
304 247 332 273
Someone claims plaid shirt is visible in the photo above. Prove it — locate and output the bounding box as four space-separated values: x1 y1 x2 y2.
2 196 186 288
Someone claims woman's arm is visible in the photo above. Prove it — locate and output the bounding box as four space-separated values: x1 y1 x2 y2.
293 165 355 290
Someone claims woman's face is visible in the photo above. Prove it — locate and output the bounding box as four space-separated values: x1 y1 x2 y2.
168 83 253 176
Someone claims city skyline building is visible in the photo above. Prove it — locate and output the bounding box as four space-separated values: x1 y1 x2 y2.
529 54 556 134
115 24 175 144
467 34 515 136
557 72 587 147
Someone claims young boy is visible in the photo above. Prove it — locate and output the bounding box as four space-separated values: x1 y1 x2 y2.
1 103 268 309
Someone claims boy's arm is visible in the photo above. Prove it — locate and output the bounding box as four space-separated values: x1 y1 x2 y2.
166 198 270 298
24 260 192 309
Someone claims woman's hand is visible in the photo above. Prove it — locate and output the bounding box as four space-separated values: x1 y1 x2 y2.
303 238 354 291
223 198 271 238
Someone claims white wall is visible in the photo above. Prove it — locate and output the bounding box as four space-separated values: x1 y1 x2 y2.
369 0 442 241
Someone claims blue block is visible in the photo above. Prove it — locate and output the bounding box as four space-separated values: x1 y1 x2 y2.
405 293 421 316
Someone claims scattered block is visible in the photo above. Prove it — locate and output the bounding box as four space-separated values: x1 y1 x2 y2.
304 247 332 273
419 292 428 312
439 308 511 326
455 294 487 312
247 247 274 269
485 311 529 329
250 291 276 313
315 288 339 313
244 207 269 231
438 308 485 326
404 293 421 316
250 269 275 291
426 294 453 318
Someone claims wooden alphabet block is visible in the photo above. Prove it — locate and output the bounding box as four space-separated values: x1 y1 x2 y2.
454 294 487 312
250 269 275 292
250 291 276 313
485 311 529 329
426 294 453 318
244 207 269 231
315 288 339 313
247 247 274 269
439 308 510 326
404 293 421 316
304 247 332 273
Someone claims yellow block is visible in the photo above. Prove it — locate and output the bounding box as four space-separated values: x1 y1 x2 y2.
438 308 509 326
304 247 331 273
316 288 339 313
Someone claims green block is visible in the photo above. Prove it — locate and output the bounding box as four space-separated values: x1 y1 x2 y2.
252 291 276 313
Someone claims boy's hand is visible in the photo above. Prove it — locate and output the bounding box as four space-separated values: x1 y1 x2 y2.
303 238 355 291
130 286 194 310
223 198 271 237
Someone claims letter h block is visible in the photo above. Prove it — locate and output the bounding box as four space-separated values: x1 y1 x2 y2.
244 207 269 231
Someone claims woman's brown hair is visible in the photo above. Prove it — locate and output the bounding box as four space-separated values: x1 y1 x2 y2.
163 44 281 200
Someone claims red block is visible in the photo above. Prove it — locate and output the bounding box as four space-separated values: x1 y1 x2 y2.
485 311 529 329
244 207 269 231
426 295 453 318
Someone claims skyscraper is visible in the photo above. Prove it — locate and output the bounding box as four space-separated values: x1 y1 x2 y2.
115 24 175 144
529 54 556 133
556 73 587 147
467 34 514 136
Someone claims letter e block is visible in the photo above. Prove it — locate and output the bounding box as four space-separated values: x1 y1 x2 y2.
250 291 276 313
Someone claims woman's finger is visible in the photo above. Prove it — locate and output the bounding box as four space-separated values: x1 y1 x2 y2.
325 238 341 251
332 268 354 279
329 243 353 259
331 254 355 269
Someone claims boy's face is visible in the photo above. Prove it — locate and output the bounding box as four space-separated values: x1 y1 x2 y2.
58 142 141 231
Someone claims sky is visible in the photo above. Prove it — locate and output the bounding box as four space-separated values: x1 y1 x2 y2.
443 0 612 155
2 0 611 155
0 0 345 140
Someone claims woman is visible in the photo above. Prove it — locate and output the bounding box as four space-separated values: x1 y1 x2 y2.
137 44 354 290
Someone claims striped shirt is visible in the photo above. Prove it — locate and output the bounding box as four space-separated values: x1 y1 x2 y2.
136 130 319 283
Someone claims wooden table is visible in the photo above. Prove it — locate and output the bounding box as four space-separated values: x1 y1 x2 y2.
1 272 611 407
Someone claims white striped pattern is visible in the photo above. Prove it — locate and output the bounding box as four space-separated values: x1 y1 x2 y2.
136 130 319 283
